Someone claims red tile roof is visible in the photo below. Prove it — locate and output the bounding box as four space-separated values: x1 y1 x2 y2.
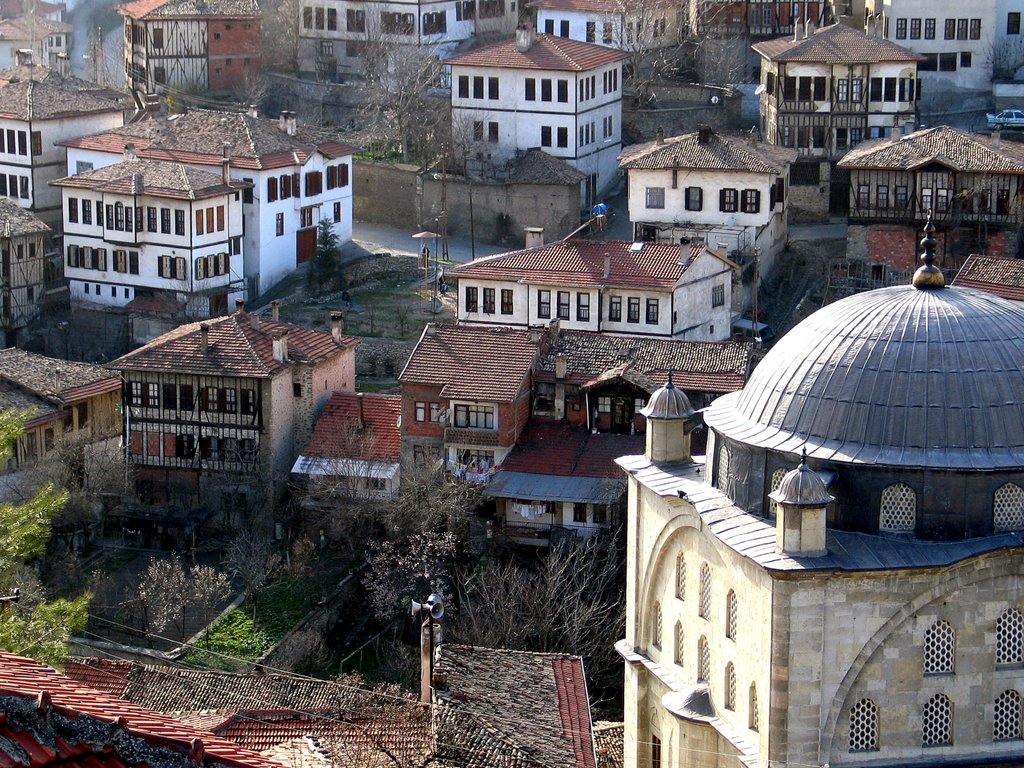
753 23 923 63
52 159 247 201
452 239 709 290
110 311 357 378
0 650 285 768
117 0 259 20
529 0 671 11
399 324 541 402
499 424 644 478
447 32 627 71
952 255 1024 301
300 393 401 462
837 125 1024 173
63 658 133 697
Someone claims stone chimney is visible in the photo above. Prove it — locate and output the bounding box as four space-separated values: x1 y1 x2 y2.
330 311 344 343
56 52 68 76
124 143 137 161
698 125 712 144
515 21 535 52
524 226 544 249
199 323 209 354
286 112 298 136
222 141 231 184
993 129 1001 149
53 368 62 392
805 19 814 37
248 104 259 118
603 254 611 278
769 452 832 558
250 312 260 330
271 299 280 321
555 353 568 380
655 128 665 145
794 19 802 40
357 392 365 430
424 323 437 336
279 111 288 132
272 331 289 363
15 49 31 66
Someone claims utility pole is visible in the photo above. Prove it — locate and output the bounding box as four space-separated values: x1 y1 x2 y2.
89 27 105 86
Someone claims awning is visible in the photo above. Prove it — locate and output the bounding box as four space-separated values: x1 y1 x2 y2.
291 455 400 480
484 471 624 504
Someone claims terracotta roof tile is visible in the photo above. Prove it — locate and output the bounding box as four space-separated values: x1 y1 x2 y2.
952 255 1024 301
499 423 644 477
300 393 401 462
0 348 121 405
0 650 286 768
529 0 672 11
63 658 134 697
537 331 752 393
0 63 125 102
117 0 258 19
453 239 705 290
399 325 541 402
60 109 358 172
837 125 1024 173
448 32 627 71
433 645 596 768
52 158 246 200
593 722 623 768
752 23 923 63
620 130 797 173
0 76 123 120
508 148 587 185
0 196 50 236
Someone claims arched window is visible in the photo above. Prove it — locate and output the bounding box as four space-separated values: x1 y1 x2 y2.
994 483 1024 532
849 699 879 751
725 662 737 710
997 608 1024 666
922 694 953 747
923 620 955 674
676 553 686 600
769 468 787 519
651 601 662 650
749 684 759 731
699 563 711 619
726 589 738 641
697 635 710 682
674 621 684 665
879 483 916 531
994 689 1023 741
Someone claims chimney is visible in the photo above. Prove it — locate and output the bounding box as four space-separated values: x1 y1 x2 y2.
235 297 245 315
53 368 62 392
56 51 68 76
286 112 297 136
330 311 344 343
698 125 712 144
357 392 365 430
199 323 209 354
250 312 260 330
805 18 814 37
993 129 1001 149
524 226 544 249
272 331 289 363
248 103 259 118
222 141 231 184
528 327 541 344
794 19 802 40
515 21 535 52
555 353 568 380
271 299 280 321
124 143 137 161
603 254 611 278
15 49 31 66
655 128 665 145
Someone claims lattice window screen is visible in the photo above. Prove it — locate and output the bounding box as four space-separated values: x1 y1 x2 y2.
880 483 916 531
849 699 879 751
994 483 1024 531
994 690 1023 741
923 620 955 674
997 609 1024 666
922 694 953 747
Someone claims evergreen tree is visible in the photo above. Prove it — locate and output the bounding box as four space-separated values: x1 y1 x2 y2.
0 409 88 666
309 219 342 290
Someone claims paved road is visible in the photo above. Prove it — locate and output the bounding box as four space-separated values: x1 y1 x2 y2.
350 221 507 264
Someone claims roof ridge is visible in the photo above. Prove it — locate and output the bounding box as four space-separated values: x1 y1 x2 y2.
231 314 275 376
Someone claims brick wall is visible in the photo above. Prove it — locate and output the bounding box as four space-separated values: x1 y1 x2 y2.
207 18 261 92
854 223 1010 274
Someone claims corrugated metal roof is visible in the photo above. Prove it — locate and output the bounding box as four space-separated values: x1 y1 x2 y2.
485 470 623 503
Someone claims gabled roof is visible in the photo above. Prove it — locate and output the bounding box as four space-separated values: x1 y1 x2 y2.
0 77 124 120
529 0 672 11
0 348 120 419
432 645 597 768
508 148 587 186
752 23 923 63
0 13 71 38
952 254 1024 301
447 32 628 71
498 423 644 478
0 63 127 102
0 650 286 768
619 130 797 174
299 392 401 463
109 311 357 378
52 159 247 200
117 0 259 20
837 125 1024 174
0 196 50 236
399 324 541 402
537 331 753 393
0 0 63 17
453 240 734 291
60 110 359 172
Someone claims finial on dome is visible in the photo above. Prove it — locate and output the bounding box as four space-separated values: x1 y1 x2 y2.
912 211 945 290
666 369 675 389
800 447 808 467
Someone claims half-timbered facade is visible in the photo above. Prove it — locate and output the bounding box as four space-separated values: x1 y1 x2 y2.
452 239 739 342
0 199 49 347
61 108 357 297
447 24 627 206
119 0 261 102
109 305 357 528
530 0 682 52
838 125 1024 277
0 65 125 228
52 154 250 319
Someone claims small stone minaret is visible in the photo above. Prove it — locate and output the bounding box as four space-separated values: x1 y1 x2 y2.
639 372 694 463
769 450 833 557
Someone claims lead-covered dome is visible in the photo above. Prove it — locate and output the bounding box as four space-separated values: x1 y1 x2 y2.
706 285 1024 470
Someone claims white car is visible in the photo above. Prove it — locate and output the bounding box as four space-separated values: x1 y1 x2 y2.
987 109 1024 129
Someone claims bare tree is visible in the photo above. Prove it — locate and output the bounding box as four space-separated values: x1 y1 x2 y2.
988 36 1024 80
189 563 232 639
261 0 302 74
224 528 282 618
610 0 687 103
137 555 191 639
363 531 458 624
